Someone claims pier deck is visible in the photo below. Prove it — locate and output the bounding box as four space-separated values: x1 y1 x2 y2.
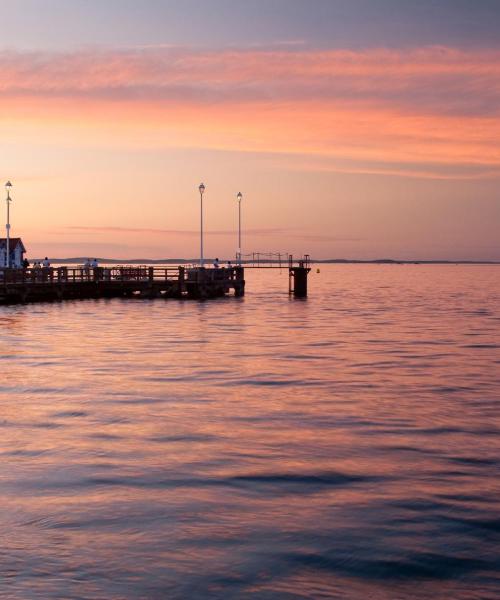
0 266 245 304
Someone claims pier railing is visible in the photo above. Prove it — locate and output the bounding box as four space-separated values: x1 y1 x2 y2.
237 253 311 268
0 266 185 284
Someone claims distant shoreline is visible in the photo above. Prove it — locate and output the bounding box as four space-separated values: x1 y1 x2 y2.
33 257 500 265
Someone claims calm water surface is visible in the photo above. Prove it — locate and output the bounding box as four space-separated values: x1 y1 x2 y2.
1 265 499 599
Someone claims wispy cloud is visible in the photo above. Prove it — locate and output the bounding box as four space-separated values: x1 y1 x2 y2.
65 226 287 236
1 46 498 113
1 46 499 178
59 226 359 244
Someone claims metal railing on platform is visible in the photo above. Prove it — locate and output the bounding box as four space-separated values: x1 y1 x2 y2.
236 253 311 269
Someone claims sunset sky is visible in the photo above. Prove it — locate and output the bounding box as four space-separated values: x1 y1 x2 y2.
1 0 500 260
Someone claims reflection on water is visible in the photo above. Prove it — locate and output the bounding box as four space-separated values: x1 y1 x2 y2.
0 265 499 599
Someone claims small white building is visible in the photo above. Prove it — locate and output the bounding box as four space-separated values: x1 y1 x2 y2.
0 238 27 268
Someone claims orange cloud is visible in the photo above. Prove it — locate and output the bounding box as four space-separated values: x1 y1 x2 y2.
1 46 500 179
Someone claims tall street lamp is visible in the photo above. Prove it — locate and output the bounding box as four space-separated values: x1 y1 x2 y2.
199 183 205 267
5 181 12 268
237 192 242 265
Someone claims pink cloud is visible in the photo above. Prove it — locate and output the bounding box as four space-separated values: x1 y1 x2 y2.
62 225 361 243
1 45 499 179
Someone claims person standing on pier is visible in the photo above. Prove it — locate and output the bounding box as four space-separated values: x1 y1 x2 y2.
41 257 51 282
83 258 91 280
213 258 220 268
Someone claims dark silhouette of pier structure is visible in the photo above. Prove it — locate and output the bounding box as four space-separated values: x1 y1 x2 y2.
0 255 310 304
241 253 311 298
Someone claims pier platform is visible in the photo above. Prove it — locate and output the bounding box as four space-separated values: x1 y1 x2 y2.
0 266 245 304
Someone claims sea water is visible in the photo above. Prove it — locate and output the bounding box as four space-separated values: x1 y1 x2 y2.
0 265 499 599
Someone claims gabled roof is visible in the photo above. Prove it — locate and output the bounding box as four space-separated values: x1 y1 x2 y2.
0 238 26 252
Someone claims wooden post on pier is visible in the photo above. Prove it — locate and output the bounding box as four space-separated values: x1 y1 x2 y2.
197 267 207 299
234 266 245 296
177 266 185 297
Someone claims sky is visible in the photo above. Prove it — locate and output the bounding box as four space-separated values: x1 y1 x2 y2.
1 0 500 260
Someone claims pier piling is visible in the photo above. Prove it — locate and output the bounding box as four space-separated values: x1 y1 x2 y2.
288 258 311 298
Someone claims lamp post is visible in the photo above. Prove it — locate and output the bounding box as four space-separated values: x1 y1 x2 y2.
199 183 205 267
5 181 12 268
236 192 242 265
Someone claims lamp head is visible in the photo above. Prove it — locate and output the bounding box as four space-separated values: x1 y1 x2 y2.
199 183 205 194
5 181 12 198
237 192 242 201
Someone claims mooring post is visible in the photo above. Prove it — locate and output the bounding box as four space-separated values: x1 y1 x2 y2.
289 260 310 298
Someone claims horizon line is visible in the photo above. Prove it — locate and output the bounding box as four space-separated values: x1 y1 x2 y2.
30 256 500 265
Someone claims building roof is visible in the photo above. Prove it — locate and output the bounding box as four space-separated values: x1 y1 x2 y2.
0 238 26 252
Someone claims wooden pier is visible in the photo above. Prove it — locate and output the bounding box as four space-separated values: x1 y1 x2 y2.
0 255 312 304
0 266 245 304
